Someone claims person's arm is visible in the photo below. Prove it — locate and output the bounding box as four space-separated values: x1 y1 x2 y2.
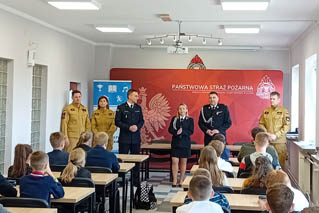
258 111 267 131
219 106 232 132
136 107 144 130
85 111 91 131
108 111 117 135
49 177 65 199
182 118 194 136
237 158 247 178
168 117 178 136
61 108 69 139
115 106 130 130
112 155 120 173
198 107 209 133
91 113 98 135
0 173 17 197
274 109 291 139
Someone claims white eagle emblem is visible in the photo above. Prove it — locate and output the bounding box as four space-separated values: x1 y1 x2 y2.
256 75 276 99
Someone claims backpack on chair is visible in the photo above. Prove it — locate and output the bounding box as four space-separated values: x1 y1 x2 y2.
133 181 157 210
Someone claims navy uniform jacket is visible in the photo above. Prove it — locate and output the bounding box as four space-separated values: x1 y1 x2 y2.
0 173 17 197
115 103 144 145
168 116 194 149
86 145 120 173
47 150 69 166
20 172 64 205
198 104 232 145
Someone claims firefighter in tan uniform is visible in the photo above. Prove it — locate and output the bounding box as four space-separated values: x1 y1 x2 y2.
61 90 91 152
259 91 290 169
91 96 117 151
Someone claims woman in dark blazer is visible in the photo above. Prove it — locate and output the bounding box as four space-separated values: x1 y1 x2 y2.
168 104 194 187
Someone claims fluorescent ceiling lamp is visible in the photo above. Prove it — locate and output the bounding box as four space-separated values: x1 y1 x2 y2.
48 0 101 10
95 25 134 33
221 0 269 11
224 25 260 34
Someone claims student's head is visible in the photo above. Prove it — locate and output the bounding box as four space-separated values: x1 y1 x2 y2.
266 184 294 213
50 132 65 149
208 140 225 157
127 89 139 104
301 207 319 213
10 144 33 178
193 168 211 180
209 91 219 106
76 131 93 148
212 133 226 144
254 132 269 148
266 170 291 189
248 156 273 188
177 104 188 117
61 148 86 183
251 127 266 141
188 175 212 201
199 146 224 187
270 91 281 107
72 90 82 104
94 132 109 147
98 96 109 109
30 151 49 171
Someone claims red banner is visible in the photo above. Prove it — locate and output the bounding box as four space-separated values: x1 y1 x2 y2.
110 68 283 145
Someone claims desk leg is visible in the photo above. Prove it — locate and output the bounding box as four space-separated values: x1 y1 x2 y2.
121 174 127 213
173 206 177 213
146 158 149 180
130 169 133 213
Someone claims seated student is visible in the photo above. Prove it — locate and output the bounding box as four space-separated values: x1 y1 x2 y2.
199 146 229 186
8 144 33 178
47 132 69 165
20 151 64 205
0 172 17 197
208 140 233 174
212 133 230 160
238 132 281 178
86 132 120 172
74 131 93 152
265 184 295 213
184 168 230 212
301 207 319 213
242 156 273 193
265 170 309 211
60 148 91 183
237 127 278 162
0 204 9 213
177 175 224 213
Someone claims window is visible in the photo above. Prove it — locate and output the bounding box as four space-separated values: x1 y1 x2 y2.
304 54 317 143
291 64 299 132
0 59 8 173
31 64 47 150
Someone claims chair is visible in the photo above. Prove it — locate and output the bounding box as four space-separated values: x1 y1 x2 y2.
85 166 112 174
213 186 234 193
50 165 66 172
0 197 49 208
240 187 266 195
224 171 235 178
238 172 251 178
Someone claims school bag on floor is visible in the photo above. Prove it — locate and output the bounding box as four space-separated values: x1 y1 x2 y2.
133 181 157 210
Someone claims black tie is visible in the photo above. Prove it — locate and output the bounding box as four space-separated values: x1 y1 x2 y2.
131 105 133 109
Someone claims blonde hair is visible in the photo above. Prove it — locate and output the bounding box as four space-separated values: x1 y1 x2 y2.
30 151 48 171
199 146 225 187
255 132 269 147
194 168 211 180
189 175 212 201
61 148 86 183
208 140 225 157
50 132 65 149
76 131 93 147
176 104 189 117
266 170 290 189
94 132 109 146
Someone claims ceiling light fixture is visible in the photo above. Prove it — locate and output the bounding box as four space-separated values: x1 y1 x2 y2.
202 38 207 45
47 0 101 10
188 36 192 42
218 39 223 46
173 36 177 42
224 25 260 34
221 0 270 11
95 25 134 33
160 38 164 44
147 39 152 45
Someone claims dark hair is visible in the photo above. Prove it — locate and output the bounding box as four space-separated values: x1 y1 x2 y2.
209 91 219 96
72 90 81 97
251 127 266 140
97 96 109 109
267 184 294 213
244 156 273 188
270 91 280 98
127 89 138 98
212 133 226 144
8 144 33 178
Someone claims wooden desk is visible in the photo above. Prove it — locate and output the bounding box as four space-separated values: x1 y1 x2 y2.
119 162 135 173
182 176 246 191
171 191 261 211
190 165 239 175
6 208 57 213
52 172 118 185
116 154 150 181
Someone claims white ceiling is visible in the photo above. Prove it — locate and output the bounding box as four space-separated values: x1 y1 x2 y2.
0 0 318 47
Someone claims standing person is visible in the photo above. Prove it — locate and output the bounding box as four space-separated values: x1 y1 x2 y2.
259 91 290 169
198 92 232 146
61 90 91 152
115 89 144 186
91 96 117 151
168 104 194 187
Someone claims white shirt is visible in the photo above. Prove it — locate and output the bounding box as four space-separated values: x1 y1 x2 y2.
127 102 134 108
176 200 224 213
218 157 234 173
290 186 309 211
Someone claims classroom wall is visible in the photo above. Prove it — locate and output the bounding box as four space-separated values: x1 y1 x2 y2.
0 8 95 173
290 23 319 143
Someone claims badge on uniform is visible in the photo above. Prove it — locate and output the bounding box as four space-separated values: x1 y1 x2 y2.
61 112 66 119
216 111 223 115
70 108 75 111
265 111 269 114
277 112 282 114
82 109 86 112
